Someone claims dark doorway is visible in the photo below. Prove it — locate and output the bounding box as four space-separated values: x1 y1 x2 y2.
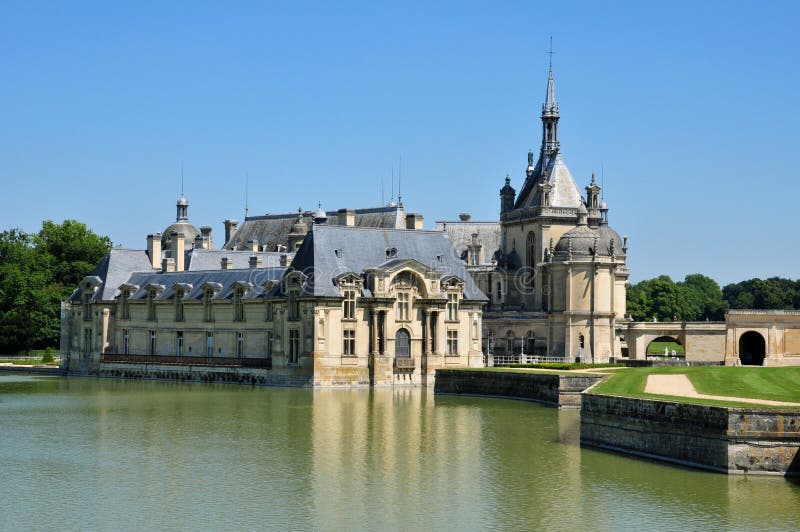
395 329 410 358
738 331 766 366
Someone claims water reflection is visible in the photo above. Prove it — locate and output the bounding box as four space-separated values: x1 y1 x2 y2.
0 376 799 530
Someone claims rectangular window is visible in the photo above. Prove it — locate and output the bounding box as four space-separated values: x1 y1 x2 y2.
149 330 156 355
447 330 458 356
343 329 356 356
236 332 245 358
175 298 184 322
83 294 92 321
288 294 300 320
396 292 410 321
233 290 244 322
147 294 156 321
289 330 300 364
120 293 130 320
176 331 184 357
206 332 214 357
266 331 274 358
343 290 356 320
122 329 129 355
266 301 273 322
83 328 92 356
204 290 214 322
447 293 459 321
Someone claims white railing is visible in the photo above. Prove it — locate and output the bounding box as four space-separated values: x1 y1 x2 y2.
489 354 568 367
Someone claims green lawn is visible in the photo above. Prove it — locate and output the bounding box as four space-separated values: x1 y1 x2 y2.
590 366 800 409
646 340 685 355
0 358 60 366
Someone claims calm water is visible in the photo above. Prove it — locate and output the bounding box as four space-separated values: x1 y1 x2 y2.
1 376 799 531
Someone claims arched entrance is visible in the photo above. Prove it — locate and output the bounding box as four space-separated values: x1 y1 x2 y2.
738 331 766 366
646 336 684 356
395 329 411 358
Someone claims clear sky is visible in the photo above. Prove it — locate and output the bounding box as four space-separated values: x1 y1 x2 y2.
1 1 797 285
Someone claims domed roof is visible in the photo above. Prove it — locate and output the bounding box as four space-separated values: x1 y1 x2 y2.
162 222 200 247
553 221 625 259
313 207 328 223
177 194 188 206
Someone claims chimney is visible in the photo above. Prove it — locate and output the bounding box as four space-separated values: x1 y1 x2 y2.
248 239 259 252
223 219 239 246
221 256 233 270
194 235 204 250
279 254 288 267
146 233 162 269
459 212 471 222
170 232 185 272
405 213 424 230
249 255 263 269
162 258 176 273
200 226 213 249
337 208 355 227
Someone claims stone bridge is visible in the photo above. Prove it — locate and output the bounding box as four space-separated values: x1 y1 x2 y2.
624 322 726 362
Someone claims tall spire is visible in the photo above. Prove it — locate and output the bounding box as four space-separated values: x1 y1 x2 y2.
540 38 560 157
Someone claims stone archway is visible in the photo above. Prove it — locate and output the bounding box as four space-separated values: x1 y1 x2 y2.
738 331 765 366
646 335 684 356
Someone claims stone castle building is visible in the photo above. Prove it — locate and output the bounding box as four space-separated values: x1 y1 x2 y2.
62 194 486 386
438 64 629 362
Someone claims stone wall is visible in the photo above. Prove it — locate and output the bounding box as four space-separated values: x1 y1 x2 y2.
99 362 312 387
434 369 604 407
581 393 800 475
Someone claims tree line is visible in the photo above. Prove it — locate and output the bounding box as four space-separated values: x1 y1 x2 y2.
0 220 109 354
627 274 800 322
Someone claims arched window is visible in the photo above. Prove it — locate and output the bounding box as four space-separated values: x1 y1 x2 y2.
506 331 515 354
233 287 245 322
526 232 536 268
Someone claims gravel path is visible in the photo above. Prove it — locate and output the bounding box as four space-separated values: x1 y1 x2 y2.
644 374 800 406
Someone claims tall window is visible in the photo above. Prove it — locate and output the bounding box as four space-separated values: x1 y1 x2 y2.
447 330 458 356
447 293 459 321
122 329 129 355
83 293 92 321
396 292 410 321
265 301 273 322
266 331 274 358
343 329 355 356
526 332 535 354
120 291 130 320
506 331 515 354
176 331 184 357
288 330 300 363
288 292 299 320
236 332 245 358
206 332 214 357
175 294 184 322
233 288 244 322
204 288 214 322
149 330 156 355
83 328 92 356
343 290 356 320
147 291 157 321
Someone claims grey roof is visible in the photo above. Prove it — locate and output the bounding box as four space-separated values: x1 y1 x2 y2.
514 151 583 210
289 225 487 301
124 268 286 301
432 220 501 265
185 249 286 270
224 205 406 251
69 249 156 302
162 221 200 247
553 221 625 259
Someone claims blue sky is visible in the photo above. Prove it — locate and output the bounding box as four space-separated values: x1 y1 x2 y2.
0 1 797 285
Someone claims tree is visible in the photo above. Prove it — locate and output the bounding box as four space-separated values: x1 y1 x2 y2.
0 221 110 354
681 273 727 321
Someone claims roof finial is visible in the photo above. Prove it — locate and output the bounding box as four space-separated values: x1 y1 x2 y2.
245 173 249 218
181 160 184 196
547 36 555 69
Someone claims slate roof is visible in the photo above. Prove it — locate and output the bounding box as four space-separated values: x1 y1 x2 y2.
69 249 156 302
514 151 583 210
185 249 286 270
432 220 501 266
288 225 487 301
224 205 406 251
124 268 286 300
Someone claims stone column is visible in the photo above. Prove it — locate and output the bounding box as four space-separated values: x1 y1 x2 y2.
371 309 379 356
424 309 432 355
435 310 446 356
381 310 387 357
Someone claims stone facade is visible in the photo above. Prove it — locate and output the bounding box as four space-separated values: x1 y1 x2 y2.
62 212 487 387
724 310 800 366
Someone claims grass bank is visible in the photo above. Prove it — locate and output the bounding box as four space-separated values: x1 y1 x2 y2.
591 366 800 409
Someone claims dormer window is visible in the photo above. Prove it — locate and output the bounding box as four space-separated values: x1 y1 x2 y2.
343 289 356 320
120 290 130 320
233 287 245 322
83 293 92 321
175 291 185 322
204 287 215 322
146 290 157 321
385 247 397 259
334 249 342 258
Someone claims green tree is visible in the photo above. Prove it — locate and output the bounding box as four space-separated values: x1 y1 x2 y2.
681 273 727 320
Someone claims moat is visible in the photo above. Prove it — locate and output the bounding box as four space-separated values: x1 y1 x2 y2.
2 375 800 530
